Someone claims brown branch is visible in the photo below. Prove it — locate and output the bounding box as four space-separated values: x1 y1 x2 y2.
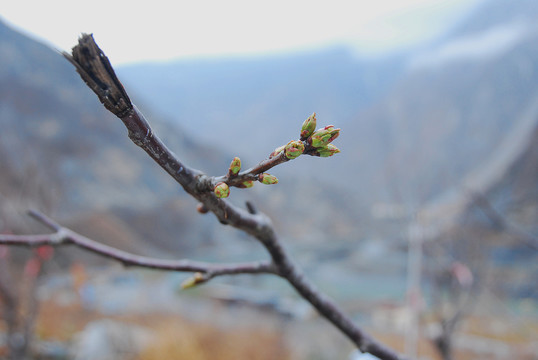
0 210 277 277
58 33 406 359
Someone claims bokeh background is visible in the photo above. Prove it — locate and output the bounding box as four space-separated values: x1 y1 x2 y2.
0 0 537 359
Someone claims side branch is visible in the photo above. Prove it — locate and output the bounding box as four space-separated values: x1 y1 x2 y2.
0 211 276 277
214 151 290 187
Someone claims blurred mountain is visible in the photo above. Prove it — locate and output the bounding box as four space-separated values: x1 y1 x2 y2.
338 0 538 207
117 47 406 160
0 18 228 256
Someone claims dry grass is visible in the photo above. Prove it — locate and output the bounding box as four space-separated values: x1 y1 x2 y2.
34 300 291 360
138 320 290 360
26 298 538 360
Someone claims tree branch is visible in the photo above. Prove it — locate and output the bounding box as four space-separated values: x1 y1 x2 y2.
45 33 408 359
0 210 276 277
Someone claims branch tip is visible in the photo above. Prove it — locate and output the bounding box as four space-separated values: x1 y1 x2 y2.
64 33 133 117
27 209 61 232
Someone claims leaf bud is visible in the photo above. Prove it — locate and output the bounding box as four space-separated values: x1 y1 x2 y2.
269 145 285 158
181 272 206 289
213 182 230 198
309 125 340 148
241 180 254 188
285 140 305 160
300 112 317 140
228 157 241 176
259 173 278 185
316 144 341 157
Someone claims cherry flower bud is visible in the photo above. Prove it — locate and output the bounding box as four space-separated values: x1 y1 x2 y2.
214 182 230 198
285 140 305 160
228 157 241 176
316 144 341 157
269 145 285 158
241 180 254 188
259 173 278 185
310 125 340 148
300 112 317 140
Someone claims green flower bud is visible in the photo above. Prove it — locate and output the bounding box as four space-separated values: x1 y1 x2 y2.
259 173 278 185
310 125 340 148
269 145 285 158
181 272 205 289
300 112 317 140
229 157 241 176
316 144 341 157
214 182 230 198
285 140 305 160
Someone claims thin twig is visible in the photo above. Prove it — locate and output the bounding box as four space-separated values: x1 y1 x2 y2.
214 151 289 187
0 211 277 277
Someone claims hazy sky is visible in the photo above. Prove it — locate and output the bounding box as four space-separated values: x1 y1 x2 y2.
2 0 481 65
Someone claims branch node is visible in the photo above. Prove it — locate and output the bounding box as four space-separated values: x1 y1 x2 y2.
246 201 257 215
50 229 69 245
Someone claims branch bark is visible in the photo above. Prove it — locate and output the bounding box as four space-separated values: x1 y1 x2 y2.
34 33 408 359
0 211 276 279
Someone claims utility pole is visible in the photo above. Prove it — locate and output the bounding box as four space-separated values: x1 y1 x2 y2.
405 221 424 358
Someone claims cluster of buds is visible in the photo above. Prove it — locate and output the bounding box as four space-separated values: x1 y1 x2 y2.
212 112 340 199
301 113 341 157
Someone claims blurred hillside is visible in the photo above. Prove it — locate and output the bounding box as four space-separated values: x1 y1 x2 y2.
117 47 405 159
0 18 228 257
